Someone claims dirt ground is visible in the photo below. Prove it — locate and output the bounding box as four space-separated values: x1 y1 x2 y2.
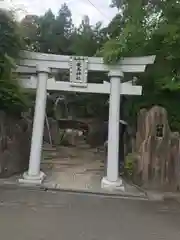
41 143 106 190
0 142 145 197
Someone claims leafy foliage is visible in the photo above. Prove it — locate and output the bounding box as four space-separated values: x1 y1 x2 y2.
0 9 28 115
99 0 180 131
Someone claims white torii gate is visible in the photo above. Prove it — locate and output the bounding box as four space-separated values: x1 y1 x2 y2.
18 51 155 190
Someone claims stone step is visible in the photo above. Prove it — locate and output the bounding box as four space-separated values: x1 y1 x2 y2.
41 159 104 165
41 161 82 165
43 144 92 151
42 151 102 159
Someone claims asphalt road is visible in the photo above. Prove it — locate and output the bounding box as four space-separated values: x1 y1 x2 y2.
0 188 180 240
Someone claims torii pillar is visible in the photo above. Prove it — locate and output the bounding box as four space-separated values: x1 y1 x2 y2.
101 70 124 190
19 65 50 184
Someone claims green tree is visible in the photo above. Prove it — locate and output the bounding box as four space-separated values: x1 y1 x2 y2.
38 9 56 53
52 3 74 55
70 16 106 56
20 14 40 51
20 4 74 55
0 9 28 115
98 0 180 131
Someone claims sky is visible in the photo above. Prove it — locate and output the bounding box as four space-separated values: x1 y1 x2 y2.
0 0 118 25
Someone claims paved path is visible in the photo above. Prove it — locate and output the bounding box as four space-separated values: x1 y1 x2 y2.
0 188 180 240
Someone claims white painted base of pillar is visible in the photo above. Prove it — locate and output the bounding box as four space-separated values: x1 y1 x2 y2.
19 171 46 185
101 177 125 191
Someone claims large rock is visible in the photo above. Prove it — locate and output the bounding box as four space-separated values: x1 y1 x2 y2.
0 111 31 177
133 106 180 190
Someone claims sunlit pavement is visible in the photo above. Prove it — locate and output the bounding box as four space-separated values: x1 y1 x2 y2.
0 188 180 240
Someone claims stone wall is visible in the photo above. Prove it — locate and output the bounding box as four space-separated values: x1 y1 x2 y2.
0 111 31 177
133 106 180 191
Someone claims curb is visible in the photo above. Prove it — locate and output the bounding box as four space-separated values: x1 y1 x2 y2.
0 181 149 201
2 180 175 202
